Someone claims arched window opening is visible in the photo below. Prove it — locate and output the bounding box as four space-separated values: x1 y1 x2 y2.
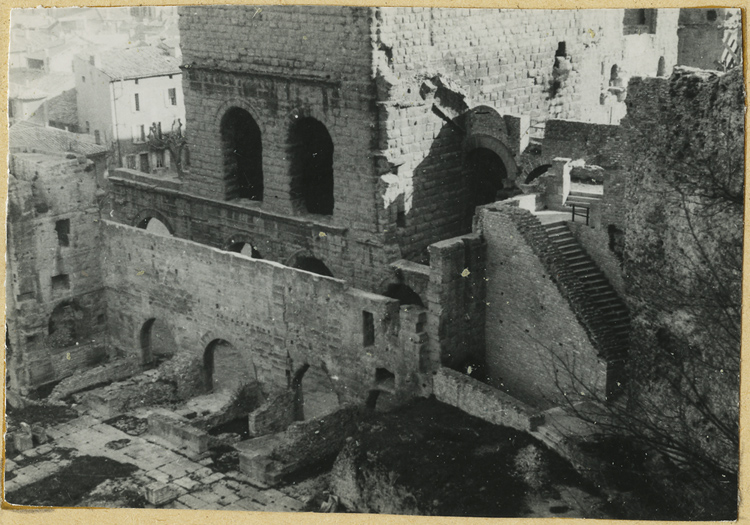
48 301 85 348
221 107 263 202
293 256 334 278
227 242 263 259
384 283 425 307
609 65 621 87
288 117 334 215
657 56 666 77
203 339 251 393
140 318 177 367
137 217 172 236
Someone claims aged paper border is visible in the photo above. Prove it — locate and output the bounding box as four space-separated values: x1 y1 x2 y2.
0 1 747 524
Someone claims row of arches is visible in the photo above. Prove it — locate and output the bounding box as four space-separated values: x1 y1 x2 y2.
134 213 335 277
221 109 334 215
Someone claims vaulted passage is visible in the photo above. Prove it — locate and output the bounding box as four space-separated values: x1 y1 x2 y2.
221 107 263 201
461 148 508 231
288 117 334 215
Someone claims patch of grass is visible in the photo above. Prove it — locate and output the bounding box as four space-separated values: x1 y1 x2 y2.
6 455 139 507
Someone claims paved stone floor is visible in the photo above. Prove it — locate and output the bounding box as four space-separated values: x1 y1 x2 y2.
4 407 306 511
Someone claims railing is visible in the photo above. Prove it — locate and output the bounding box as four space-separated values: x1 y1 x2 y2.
571 204 590 225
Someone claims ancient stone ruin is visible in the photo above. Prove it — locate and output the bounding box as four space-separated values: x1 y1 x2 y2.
5 6 743 520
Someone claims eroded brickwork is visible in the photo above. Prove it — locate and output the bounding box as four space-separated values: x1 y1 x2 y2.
7 154 106 393
101 220 427 403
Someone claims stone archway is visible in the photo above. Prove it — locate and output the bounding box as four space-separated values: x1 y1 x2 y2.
203 338 254 394
140 318 177 366
221 107 264 201
287 117 334 215
224 235 263 259
134 209 174 236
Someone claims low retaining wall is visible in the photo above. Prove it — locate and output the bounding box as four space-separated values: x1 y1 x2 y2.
432 368 543 431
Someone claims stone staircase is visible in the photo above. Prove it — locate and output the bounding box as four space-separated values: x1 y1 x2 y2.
542 221 630 362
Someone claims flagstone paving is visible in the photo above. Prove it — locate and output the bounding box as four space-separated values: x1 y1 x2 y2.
4 409 306 511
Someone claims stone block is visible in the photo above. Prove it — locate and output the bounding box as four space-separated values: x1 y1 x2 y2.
148 413 209 454
145 482 182 505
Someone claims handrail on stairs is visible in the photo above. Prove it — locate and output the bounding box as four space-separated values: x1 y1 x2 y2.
571 204 590 226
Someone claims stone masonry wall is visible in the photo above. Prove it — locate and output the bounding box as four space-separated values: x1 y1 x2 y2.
101 220 428 403
372 8 679 260
478 205 607 407
179 6 381 232
108 170 397 293
7 153 107 393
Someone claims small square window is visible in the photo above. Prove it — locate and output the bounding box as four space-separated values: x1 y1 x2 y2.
363 311 375 347
51 274 70 291
55 219 70 247
135 78 139 85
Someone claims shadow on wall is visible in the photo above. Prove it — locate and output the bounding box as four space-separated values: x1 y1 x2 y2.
400 115 512 262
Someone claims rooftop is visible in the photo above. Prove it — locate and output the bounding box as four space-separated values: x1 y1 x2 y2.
87 46 182 80
10 120 109 157
28 88 79 128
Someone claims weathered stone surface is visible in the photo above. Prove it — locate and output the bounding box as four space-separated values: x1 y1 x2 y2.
433 368 543 432
148 411 210 454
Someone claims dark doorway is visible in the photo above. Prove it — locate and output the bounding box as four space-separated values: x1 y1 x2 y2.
288 117 334 215
384 283 425 307
293 256 334 277
462 147 508 230
657 56 666 77
221 107 263 201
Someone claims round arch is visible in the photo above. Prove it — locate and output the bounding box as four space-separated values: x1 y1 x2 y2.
382 283 425 307
463 134 518 185
140 317 177 366
133 209 175 235
223 234 263 259
286 251 334 278
287 116 334 215
202 337 256 394
657 56 667 77
220 106 264 201
214 98 266 135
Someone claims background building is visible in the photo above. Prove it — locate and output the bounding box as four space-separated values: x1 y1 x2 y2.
73 46 184 172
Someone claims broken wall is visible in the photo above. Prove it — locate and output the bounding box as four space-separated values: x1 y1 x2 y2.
6 153 106 393
101 220 428 404
373 8 679 260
